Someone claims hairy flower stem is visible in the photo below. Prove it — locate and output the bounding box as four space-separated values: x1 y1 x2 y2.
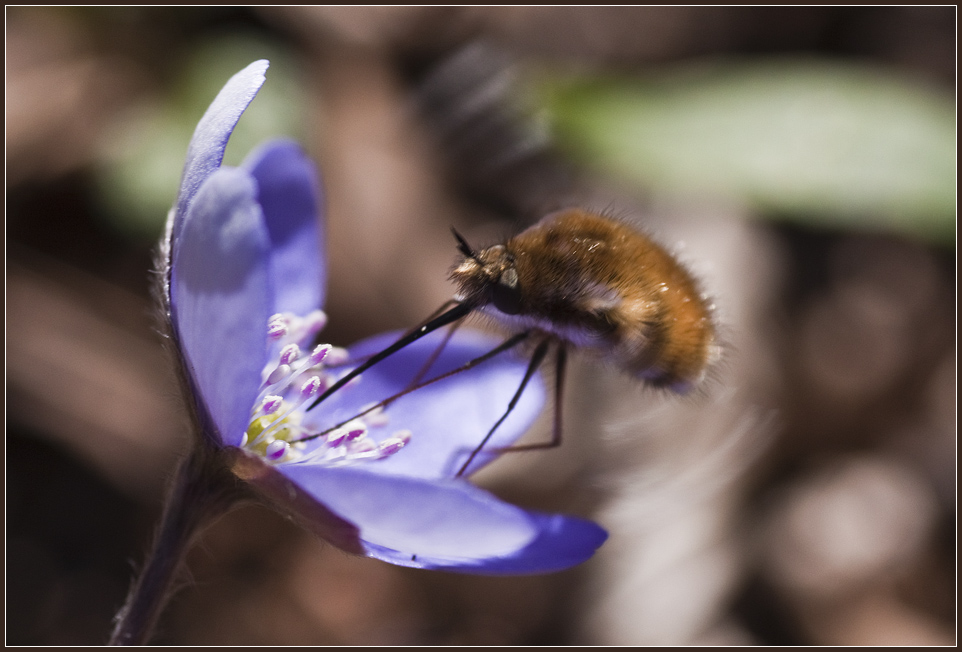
109 447 249 645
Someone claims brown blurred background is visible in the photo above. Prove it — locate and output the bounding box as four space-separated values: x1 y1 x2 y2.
6 7 956 645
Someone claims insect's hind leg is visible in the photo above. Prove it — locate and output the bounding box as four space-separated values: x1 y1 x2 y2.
491 343 567 456
455 337 559 477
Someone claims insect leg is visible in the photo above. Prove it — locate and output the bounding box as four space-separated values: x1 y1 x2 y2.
455 336 551 477
495 343 567 452
293 329 532 444
553 344 567 448
482 343 567 461
401 313 465 398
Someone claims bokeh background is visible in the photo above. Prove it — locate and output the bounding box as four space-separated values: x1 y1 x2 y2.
6 6 956 645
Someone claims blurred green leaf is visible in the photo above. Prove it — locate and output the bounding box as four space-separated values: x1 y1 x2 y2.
538 59 955 244
96 33 305 239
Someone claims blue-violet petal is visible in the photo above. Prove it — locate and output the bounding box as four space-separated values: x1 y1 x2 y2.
277 464 537 559
171 167 273 448
242 139 325 315
174 60 269 233
364 511 607 574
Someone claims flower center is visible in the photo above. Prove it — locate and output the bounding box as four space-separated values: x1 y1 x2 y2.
242 310 411 466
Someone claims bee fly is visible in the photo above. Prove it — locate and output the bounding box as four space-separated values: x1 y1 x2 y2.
308 208 719 476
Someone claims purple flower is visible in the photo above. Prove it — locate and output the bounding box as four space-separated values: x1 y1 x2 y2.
164 60 607 574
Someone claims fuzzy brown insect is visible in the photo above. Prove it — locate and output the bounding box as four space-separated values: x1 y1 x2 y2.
450 208 718 392
308 208 718 475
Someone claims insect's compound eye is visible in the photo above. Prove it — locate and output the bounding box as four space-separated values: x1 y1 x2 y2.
491 267 523 315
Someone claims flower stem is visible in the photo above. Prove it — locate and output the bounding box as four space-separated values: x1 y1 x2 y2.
109 448 246 645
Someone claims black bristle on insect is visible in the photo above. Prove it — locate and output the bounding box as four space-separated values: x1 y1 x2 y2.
450 227 478 260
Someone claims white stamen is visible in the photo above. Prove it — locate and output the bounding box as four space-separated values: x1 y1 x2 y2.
265 440 289 461
244 310 418 469
261 395 284 414
310 344 332 366
326 428 348 447
267 363 292 386
299 376 322 401
378 430 412 457
303 309 328 336
267 314 289 340
325 347 350 366
279 343 301 365
343 420 367 440
351 439 377 454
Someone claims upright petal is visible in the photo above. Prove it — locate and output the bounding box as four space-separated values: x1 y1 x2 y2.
243 139 326 315
173 60 269 232
171 167 273 447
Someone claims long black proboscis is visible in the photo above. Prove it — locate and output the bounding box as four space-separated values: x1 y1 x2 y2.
306 301 473 412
